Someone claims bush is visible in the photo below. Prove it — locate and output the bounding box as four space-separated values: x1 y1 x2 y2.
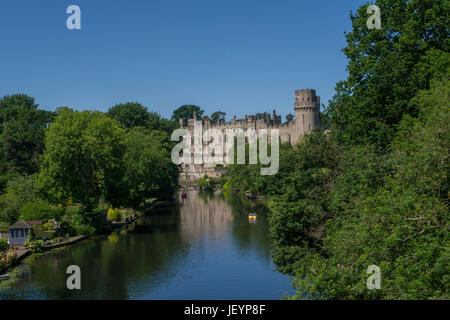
0 239 8 255
198 176 215 193
107 208 120 221
7 253 18 265
19 199 64 222
24 239 43 253
64 205 81 217
0 175 38 224
33 227 56 240
73 224 95 236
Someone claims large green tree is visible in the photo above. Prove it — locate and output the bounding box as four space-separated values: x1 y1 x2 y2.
107 102 150 128
283 79 449 300
328 0 449 147
39 109 126 207
122 127 179 208
0 175 39 224
0 94 54 175
171 105 204 122
147 111 179 133
107 102 178 134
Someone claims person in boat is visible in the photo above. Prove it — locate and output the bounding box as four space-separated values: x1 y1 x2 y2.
248 212 257 219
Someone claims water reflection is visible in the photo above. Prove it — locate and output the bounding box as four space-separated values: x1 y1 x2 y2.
0 191 292 299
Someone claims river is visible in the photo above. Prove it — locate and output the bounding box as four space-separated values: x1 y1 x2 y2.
0 191 293 299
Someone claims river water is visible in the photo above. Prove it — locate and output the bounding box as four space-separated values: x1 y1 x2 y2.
0 191 293 299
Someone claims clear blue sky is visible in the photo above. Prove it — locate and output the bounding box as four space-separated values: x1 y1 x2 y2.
0 0 368 120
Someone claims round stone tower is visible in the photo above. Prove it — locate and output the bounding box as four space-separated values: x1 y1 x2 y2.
293 89 321 143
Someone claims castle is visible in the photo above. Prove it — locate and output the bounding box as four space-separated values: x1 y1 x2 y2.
179 89 321 182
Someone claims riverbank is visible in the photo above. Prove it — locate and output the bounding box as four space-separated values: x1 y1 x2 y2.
1 198 166 276
0 235 89 275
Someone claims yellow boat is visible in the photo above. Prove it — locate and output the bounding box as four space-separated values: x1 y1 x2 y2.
248 213 257 220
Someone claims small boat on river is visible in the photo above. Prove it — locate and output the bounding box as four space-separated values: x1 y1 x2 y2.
248 212 257 220
0 274 9 281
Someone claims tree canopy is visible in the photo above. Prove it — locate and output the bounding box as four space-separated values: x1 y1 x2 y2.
39 109 127 207
0 94 54 175
327 0 449 148
107 102 150 128
171 105 204 121
210 111 226 124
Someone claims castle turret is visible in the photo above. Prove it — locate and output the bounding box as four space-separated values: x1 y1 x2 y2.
293 89 321 144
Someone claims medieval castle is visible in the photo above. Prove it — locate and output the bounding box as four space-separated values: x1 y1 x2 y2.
179 89 321 181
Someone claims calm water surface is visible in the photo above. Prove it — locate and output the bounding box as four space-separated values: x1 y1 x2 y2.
0 191 293 299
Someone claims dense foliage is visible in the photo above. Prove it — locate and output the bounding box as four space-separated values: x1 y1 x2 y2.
107 102 178 133
0 101 179 238
171 104 204 121
0 94 53 190
0 175 39 224
224 0 449 299
123 127 179 208
328 0 449 148
39 109 126 207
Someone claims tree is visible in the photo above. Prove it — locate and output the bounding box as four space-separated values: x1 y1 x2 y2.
0 94 54 175
147 111 179 133
0 239 7 255
327 0 449 148
122 127 179 208
19 199 64 222
0 175 39 224
210 111 226 124
39 109 126 207
107 102 149 128
255 112 270 120
171 105 204 122
285 114 294 122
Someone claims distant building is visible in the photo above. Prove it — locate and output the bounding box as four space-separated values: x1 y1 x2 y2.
179 89 322 181
9 221 33 246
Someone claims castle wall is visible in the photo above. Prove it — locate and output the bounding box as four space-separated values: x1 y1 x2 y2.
178 89 321 182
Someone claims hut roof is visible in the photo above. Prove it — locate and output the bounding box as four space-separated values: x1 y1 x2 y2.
9 221 32 230
26 220 42 226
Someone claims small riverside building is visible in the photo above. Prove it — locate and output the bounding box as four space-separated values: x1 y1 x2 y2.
9 221 32 246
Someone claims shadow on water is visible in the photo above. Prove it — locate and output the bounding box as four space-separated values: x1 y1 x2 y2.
0 191 293 299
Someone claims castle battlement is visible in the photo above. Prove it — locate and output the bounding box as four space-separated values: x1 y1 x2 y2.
294 89 320 109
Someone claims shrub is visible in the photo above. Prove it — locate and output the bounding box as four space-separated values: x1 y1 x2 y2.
0 239 8 255
107 208 120 221
64 205 81 217
73 224 95 236
33 228 56 240
7 253 18 265
198 176 215 193
0 175 38 224
24 239 43 253
19 199 64 222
